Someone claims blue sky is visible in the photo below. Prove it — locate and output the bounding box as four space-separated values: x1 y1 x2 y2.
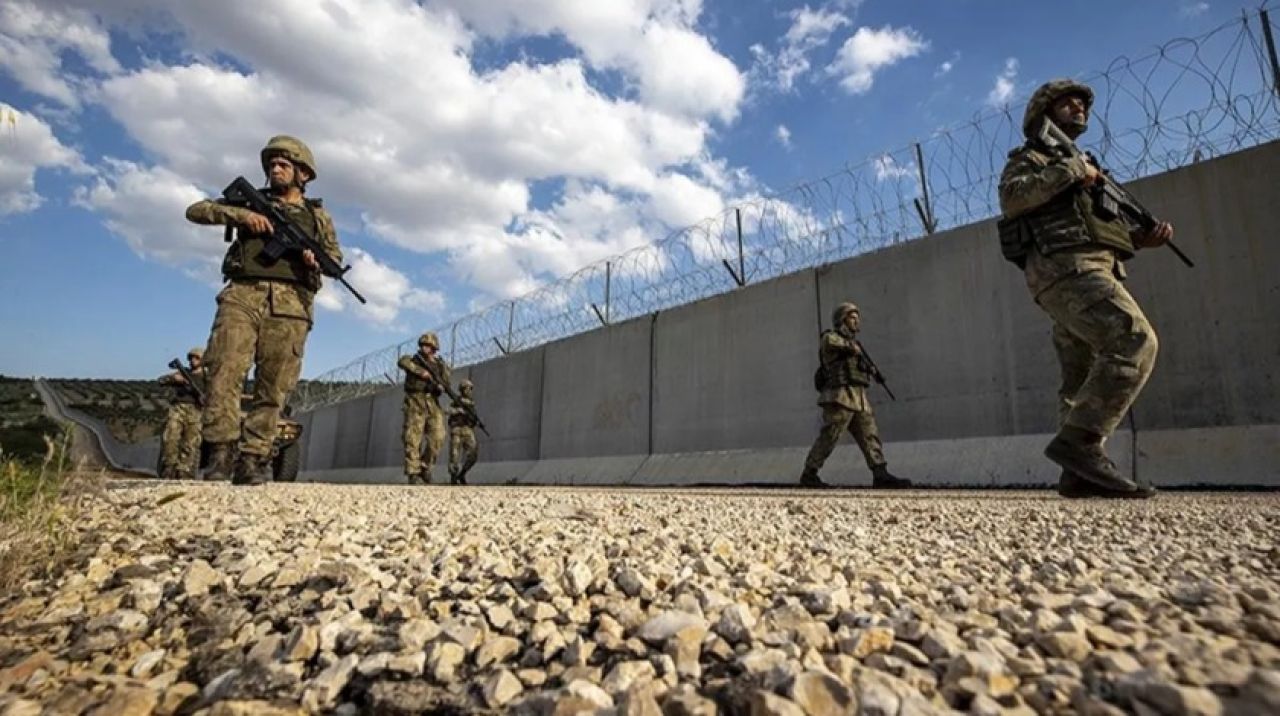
0 0 1245 379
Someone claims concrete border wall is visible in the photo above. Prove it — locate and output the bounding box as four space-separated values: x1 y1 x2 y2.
297 141 1280 488
36 379 160 474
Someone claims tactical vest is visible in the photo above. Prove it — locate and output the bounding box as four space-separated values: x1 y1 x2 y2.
221 198 324 287
449 399 477 428
170 370 206 405
819 331 871 390
404 354 443 396
1000 147 1134 263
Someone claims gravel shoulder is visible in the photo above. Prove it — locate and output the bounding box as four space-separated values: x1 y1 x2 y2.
1 482 1277 715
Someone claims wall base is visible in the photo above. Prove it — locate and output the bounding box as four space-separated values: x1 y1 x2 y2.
302 424 1278 488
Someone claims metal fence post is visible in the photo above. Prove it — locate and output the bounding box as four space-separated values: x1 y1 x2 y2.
591 262 612 326
913 142 937 234
1261 9 1280 100
506 301 516 352
721 209 747 287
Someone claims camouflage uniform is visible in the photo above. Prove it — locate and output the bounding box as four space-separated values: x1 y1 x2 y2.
998 80 1161 495
399 333 451 484
158 350 206 479
185 136 341 483
448 380 479 485
801 303 910 488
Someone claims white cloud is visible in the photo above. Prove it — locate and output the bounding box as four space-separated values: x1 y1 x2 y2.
1179 2 1210 18
21 0 754 306
827 25 928 95
776 124 792 149
432 0 745 122
71 159 220 269
780 6 851 91
935 52 960 78
648 172 725 227
871 154 914 182
318 247 446 326
986 57 1018 107
0 103 84 215
0 1 119 107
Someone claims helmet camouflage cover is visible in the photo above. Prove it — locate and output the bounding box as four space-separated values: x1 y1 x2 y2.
187 347 204 358
831 302 859 327
459 379 474 391
260 135 317 180
418 332 440 349
1022 79 1094 138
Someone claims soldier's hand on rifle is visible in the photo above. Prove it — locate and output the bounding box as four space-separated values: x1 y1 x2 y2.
1080 162 1102 188
302 249 319 270
241 211 273 234
1135 221 1174 248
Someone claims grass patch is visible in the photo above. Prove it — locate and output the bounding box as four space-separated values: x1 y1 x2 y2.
0 415 66 464
0 433 104 593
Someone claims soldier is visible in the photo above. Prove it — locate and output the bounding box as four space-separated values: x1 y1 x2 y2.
998 80 1170 498
157 348 206 480
185 136 342 486
800 302 912 489
448 379 480 485
398 332 451 485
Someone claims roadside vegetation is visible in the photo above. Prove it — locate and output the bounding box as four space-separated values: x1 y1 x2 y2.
0 377 103 593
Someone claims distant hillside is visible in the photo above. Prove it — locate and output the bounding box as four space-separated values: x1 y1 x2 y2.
43 377 335 444
47 378 171 444
0 376 62 461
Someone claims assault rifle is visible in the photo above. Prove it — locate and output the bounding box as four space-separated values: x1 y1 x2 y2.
221 176 368 303
412 355 490 437
854 341 896 401
1038 119 1194 268
167 358 206 407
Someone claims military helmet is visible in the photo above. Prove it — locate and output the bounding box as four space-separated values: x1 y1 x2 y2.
1023 79 1094 138
832 302 859 326
187 347 204 359
260 135 317 180
418 331 440 349
459 379 474 391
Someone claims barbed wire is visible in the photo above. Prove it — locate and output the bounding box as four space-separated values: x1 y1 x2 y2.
293 8 1280 412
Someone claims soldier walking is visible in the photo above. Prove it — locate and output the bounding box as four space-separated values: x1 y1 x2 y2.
448 379 480 485
185 136 343 485
398 332 451 485
800 302 912 489
998 80 1170 498
157 348 206 480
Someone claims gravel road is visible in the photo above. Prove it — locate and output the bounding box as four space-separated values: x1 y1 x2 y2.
1 481 1277 715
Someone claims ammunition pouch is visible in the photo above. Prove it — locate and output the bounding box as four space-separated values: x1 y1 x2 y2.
997 216 1031 268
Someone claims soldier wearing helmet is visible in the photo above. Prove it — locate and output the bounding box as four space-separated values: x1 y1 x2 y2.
157 347 207 480
184 135 344 485
800 302 911 489
447 378 480 485
397 331 452 484
998 80 1171 499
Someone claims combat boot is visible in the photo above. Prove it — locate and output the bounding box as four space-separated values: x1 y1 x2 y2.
871 464 912 489
799 467 834 489
1058 470 1157 499
158 465 177 480
405 472 421 486
175 470 196 481
232 453 271 486
204 443 235 482
1044 428 1137 493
